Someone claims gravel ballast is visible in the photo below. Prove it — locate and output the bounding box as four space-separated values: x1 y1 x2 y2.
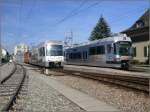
53 75 149 112
23 69 85 112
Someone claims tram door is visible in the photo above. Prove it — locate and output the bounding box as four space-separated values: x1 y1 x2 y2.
106 44 113 63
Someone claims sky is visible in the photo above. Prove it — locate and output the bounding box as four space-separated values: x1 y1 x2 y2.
1 0 149 53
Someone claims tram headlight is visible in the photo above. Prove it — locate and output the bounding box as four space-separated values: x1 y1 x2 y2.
47 45 51 50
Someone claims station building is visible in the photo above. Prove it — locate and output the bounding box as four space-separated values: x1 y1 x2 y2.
14 43 29 55
122 9 149 64
14 43 29 62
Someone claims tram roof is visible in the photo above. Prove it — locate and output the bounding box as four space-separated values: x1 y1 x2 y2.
68 34 131 49
35 40 63 47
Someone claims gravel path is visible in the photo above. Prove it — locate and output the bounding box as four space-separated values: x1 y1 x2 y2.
23 68 85 112
12 70 29 111
53 75 149 112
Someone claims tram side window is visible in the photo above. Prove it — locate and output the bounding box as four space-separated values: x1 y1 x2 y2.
42 47 45 56
74 52 81 59
97 45 105 54
77 52 81 59
83 51 87 59
66 53 69 59
83 52 85 59
69 53 73 59
69 52 81 59
64 52 65 57
85 51 87 59
107 44 111 53
39 47 45 56
114 44 116 54
133 47 136 57
89 47 96 55
39 48 42 56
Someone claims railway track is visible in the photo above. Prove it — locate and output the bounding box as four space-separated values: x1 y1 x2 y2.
71 72 149 92
0 63 27 111
23 63 149 92
46 68 149 93
1 63 17 84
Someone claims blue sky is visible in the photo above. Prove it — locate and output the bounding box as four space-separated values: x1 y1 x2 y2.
1 0 149 53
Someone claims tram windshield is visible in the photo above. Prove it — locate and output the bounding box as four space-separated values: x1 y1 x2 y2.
114 42 132 56
46 45 63 56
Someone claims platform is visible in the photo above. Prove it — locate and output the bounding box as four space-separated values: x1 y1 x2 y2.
64 65 150 78
39 75 119 112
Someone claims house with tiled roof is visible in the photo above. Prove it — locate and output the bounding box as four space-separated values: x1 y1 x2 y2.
122 9 149 64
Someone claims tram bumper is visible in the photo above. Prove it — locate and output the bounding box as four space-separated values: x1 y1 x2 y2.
112 56 132 70
121 61 129 70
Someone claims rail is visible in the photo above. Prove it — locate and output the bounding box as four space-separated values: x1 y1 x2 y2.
48 68 149 93
2 65 26 111
1 62 17 84
68 71 149 93
22 64 149 92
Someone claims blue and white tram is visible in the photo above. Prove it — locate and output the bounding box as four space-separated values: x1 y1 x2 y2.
64 34 133 70
30 40 64 67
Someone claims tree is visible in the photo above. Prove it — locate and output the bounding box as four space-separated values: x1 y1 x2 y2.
89 15 111 41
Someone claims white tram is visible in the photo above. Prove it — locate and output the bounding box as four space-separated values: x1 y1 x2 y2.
30 40 64 67
64 34 133 70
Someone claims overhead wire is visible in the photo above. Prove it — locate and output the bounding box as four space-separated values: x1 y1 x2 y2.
52 0 103 27
15 0 148 41
108 6 148 26
54 0 87 25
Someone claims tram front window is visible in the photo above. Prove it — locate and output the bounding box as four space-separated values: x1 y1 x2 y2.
46 45 63 56
114 42 131 56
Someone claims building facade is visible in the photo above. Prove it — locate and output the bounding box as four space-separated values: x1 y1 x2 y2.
14 43 29 55
122 9 149 64
14 43 29 62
